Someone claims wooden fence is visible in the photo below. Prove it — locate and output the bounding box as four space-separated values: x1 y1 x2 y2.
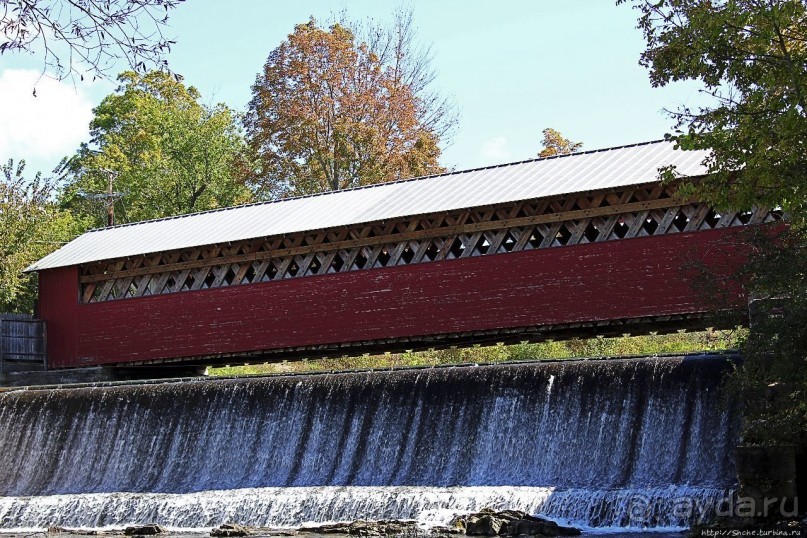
0 314 46 371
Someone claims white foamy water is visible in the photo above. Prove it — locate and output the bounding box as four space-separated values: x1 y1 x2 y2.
0 485 733 532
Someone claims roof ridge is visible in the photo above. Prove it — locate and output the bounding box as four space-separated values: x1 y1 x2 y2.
84 138 669 234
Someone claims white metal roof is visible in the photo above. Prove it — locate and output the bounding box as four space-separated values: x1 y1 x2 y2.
28 140 710 271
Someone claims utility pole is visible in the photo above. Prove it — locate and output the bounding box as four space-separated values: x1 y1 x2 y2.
77 168 122 227
103 168 118 227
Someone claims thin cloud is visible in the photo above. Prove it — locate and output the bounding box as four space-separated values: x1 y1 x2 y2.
0 69 94 171
480 136 511 163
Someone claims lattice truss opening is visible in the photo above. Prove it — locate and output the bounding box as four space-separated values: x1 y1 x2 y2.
79 184 779 303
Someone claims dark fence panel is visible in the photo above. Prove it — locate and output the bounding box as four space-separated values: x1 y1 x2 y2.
1 315 46 366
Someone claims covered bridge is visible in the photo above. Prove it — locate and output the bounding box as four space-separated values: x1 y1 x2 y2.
27 140 777 369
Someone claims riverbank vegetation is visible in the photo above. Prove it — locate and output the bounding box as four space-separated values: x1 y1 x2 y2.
209 328 743 376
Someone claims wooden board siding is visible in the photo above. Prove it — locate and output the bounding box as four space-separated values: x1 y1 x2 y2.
38 266 79 368
39 227 749 369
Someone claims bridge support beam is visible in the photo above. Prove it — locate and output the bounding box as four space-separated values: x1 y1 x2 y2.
0 364 208 389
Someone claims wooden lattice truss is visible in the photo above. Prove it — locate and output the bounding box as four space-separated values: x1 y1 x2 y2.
79 183 779 303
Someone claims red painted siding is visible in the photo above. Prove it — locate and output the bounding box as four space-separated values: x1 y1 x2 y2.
38 265 79 367
39 228 749 368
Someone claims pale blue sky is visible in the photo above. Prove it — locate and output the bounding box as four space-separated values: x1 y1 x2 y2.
0 1 707 176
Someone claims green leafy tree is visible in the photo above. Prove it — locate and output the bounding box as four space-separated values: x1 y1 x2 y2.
62 71 253 226
624 0 807 221
245 19 448 199
0 160 82 313
721 230 807 446
624 0 807 445
538 128 583 158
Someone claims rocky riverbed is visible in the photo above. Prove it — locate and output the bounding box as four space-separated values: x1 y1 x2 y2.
10 508 807 538
0 509 582 538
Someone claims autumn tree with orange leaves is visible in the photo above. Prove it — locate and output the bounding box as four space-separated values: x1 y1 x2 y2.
538 128 583 158
245 19 449 198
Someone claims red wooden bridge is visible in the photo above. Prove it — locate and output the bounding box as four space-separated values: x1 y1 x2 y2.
27 140 776 369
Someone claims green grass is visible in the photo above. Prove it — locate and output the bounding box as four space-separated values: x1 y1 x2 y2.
208 328 745 377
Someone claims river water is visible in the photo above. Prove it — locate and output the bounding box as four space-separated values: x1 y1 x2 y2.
0 355 738 533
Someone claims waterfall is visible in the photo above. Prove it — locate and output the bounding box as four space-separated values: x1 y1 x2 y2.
0 354 738 531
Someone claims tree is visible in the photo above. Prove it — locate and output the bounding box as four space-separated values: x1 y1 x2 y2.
345 5 458 148
624 0 807 446
0 159 80 313
623 0 807 223
245 18 448 199
538 128 583 158
721 230 807 446
61 71 253 226
0 0 183 83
